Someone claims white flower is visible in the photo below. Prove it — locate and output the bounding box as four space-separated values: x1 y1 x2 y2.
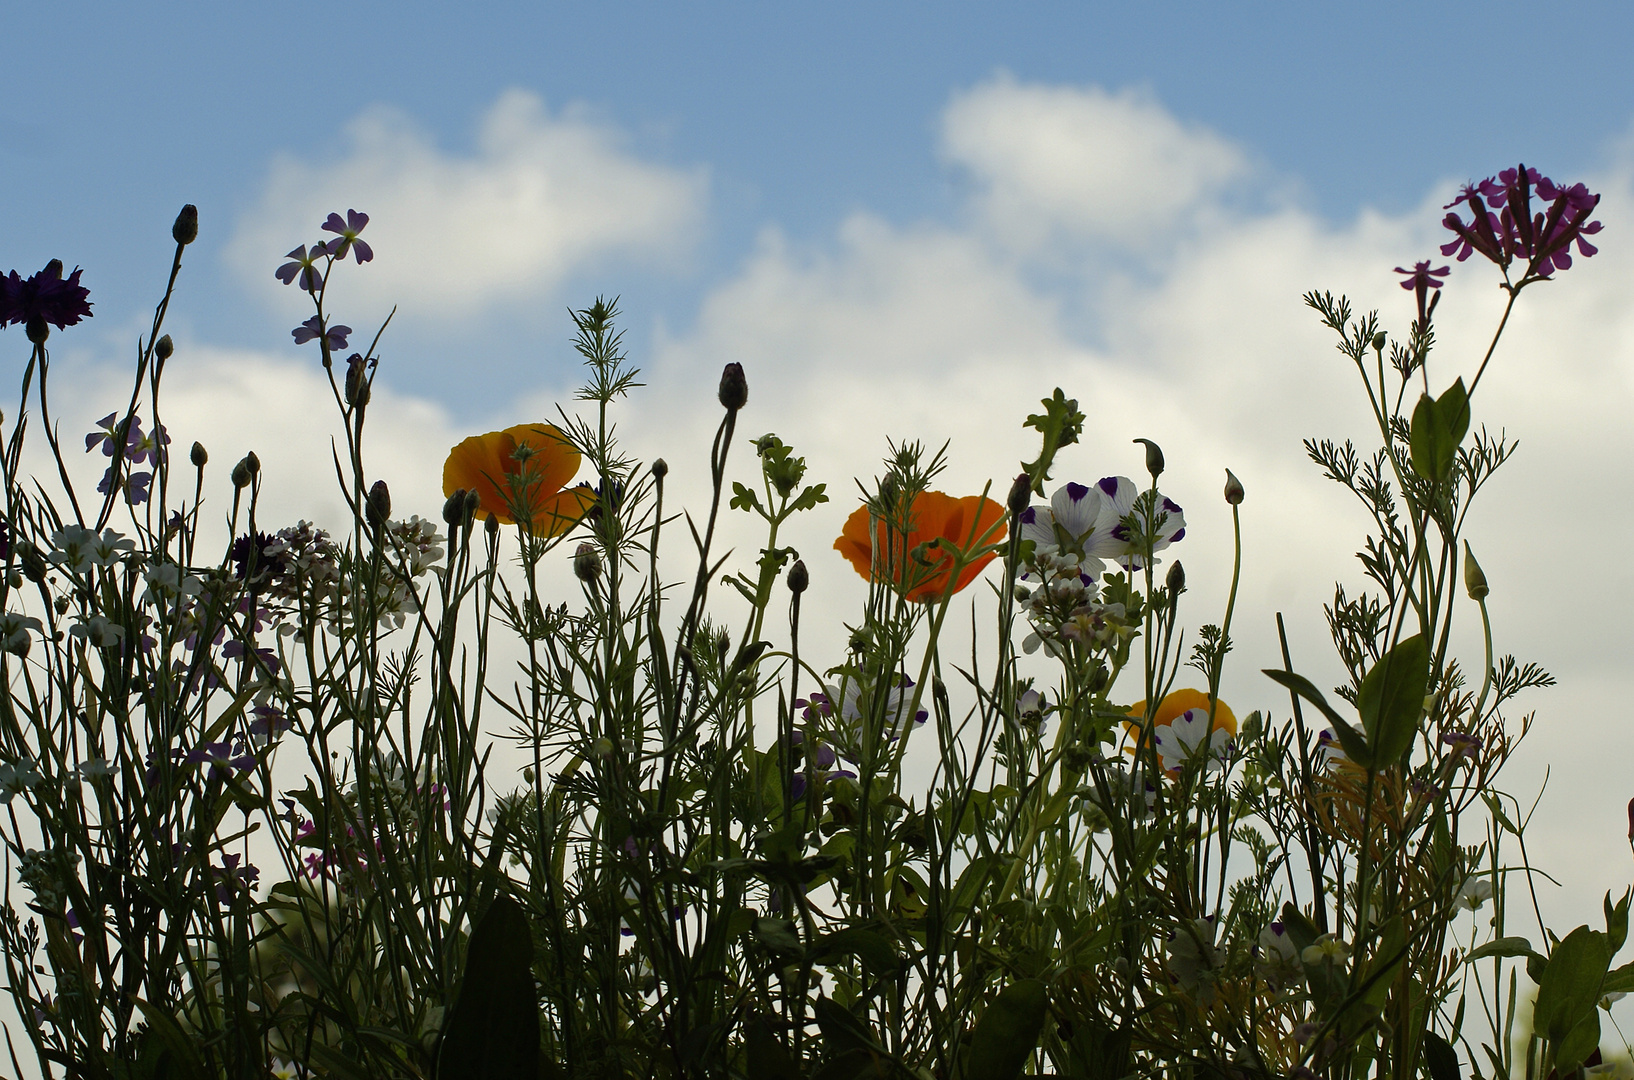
1016 688 1050 736
1256 920 1304 989
0 611 42 656
49 526 132 573
1302 934 1351 966
1167 917 1222 1005
73 758 113 782
0 760 44 802
142 561 202 606
1315 729 1349 768
69 615 125 648
810 673 927 739
1088 476 1187 571
1152 707 1233 773
1454 875 1494 912
1020 482 1120 570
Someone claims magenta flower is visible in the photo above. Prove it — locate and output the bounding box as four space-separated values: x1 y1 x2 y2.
321 209 373 263
292 315 350 350
1393 261 1450 326
1441 164 1602 280
0 261 93 338
275 244 325 291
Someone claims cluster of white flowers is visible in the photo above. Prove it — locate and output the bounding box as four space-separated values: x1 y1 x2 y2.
47 525 134 576
253 518 445 633
1014 551 1128 657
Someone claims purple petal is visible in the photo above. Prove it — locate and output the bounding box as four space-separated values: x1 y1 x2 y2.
351 238 373 264
347 209 369 232
321 213 347 235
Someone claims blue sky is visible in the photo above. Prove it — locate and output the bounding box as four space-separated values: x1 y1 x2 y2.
9 2 1634 955
10 2 1634 409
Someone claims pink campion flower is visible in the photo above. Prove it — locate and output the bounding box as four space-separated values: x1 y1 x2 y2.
1394 261 1450 327
1441 163 1602 279
321 209 373 263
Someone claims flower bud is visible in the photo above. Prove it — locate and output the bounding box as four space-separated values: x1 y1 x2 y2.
230 456 254 489
190 441 207 468
1165 560 1186 601
877 474 898 515
1224 469 1244 505
1371 331 1387 353
651 458 668 480
245 451 260 478
442 488 470 527
718 362 748 411
1463 541 1488 600
1006 473 1032 518
485 513 500 538
910 540 937 566
344 354 371 408
172 204 198 246
1133 438 1164 480
788 559 809 595
366 480 392 532
14 541 46 584
155 335 173 362
573 543 601 583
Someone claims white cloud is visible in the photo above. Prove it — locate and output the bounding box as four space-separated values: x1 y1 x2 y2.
227 89 707 320
941 74 1250 252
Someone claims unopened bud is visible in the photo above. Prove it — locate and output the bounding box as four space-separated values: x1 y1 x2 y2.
230 456 254 489
718 362 748 411
1007 473 1032 518
172 204 199 246
910 540 937 566
485 513 500 538
1224 469 1244 506
344 354 371 407
1165 560 1185 602
651 458 668 480
877 474 898 515
245 451 260 478
1463 541 1488 601
190 441 207 468
155 335 173 362
1371 331 1387 353
573 543 602 583
1133 438 1164 480
442 488 470 527
14 541 46 584
366 480 391 531
788 559 809 595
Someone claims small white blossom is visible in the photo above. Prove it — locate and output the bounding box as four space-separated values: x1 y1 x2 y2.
69 615 125 648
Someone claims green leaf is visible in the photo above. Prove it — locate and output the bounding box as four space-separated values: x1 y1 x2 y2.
1356 634 1429 765
1533 926 1612 1045
813 927 900 974
1020 389 1086 494
754 916 803 955
813 996 880 1056
127 998 210 1080
1423 1031 1461 1080
1465 936 1542 964
730 481 764 514
1599 958 1634 997
745 1016 801 1080
964 979 1047 1080
1557 1009 1603 1077
1607 889 1631 956
437 895 540 1080
1263 668 1372 766
1409 377 1470 483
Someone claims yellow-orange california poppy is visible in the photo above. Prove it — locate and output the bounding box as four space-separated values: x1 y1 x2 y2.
834 491 1007 603
442 423 596 534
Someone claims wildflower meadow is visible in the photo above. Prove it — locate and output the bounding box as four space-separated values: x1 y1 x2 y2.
0 165 1621 1079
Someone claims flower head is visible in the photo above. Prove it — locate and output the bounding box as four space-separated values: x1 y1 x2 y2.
292 316 350 350
1124 688 1237 774
1394 260 1450 326
834 491 1007 602
0 261 93 335
442 423 596 534
275 244 325 291
1440 164 1602 279
321 209 374 263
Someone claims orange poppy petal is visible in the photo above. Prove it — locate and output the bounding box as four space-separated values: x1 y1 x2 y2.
1124 688 1238 742
501 423 582 495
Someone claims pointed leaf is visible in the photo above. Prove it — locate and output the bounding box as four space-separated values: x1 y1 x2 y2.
1409 378 1469 483
1607 889 1631 956
964 979 1047 1080
1423 1031 1461 1080
437 895 540 1080
746 1016 801 1080
1356 634 1429 764
1533 926 1611 1044
1264 669 1373 766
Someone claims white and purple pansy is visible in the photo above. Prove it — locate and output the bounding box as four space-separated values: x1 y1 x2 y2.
1020 481 1119 571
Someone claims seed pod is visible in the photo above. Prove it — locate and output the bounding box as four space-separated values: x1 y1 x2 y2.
172 204 199 246
717 362 748 411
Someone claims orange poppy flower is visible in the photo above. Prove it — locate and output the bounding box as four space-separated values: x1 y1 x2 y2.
834 491 1007 602
442 423 596 534
1124 688 1238 773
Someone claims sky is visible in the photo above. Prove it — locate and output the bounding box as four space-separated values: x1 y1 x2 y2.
9 0 1634 1022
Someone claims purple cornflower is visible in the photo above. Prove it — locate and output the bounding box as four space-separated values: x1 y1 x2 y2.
292 316 350 350
1394 261 1450 327
1441 163 1602 279
275 244 325 291
0 261 93 338
321 210 374 263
